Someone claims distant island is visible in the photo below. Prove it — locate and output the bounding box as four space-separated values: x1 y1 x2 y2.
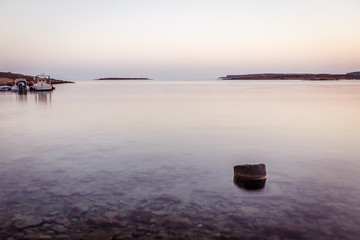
95 77 150 80
0 72 74 86
220 72 360 80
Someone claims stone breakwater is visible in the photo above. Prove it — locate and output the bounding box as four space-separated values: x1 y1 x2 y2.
0 163 359 240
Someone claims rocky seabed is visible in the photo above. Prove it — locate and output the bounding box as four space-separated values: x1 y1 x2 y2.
0 165 359 240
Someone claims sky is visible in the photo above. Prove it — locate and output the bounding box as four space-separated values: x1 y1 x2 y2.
1 0 360 80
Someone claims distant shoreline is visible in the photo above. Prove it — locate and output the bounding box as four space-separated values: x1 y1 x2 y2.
95 78 150 80
220 72 360 80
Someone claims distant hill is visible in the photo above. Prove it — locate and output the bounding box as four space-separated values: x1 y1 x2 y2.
0 72 74 86
220 73 360 80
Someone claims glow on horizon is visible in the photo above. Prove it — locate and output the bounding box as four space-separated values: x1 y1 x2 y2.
1 0 359 80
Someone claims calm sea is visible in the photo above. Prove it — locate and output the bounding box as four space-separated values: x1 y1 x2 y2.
0 80 359 239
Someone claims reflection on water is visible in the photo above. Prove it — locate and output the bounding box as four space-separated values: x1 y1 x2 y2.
233 177 267 190
15 92 28 102
34 91 52 105
11 91 52 107
0 80 360 239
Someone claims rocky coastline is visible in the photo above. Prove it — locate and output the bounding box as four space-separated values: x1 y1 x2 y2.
0 72 74 86
220 72 360 80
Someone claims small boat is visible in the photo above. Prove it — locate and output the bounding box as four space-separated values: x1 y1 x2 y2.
33 74 53 91
0 86 11 91
11 79 30 93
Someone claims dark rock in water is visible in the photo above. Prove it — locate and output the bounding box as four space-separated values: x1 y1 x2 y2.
234 163 267 180
233 164 267 190
14 215 43 229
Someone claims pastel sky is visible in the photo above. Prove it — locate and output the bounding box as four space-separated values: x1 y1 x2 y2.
1 0 359 80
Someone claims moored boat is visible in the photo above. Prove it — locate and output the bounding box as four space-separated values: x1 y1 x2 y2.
33 74 54 91
0 86 11 91
11 79 30 93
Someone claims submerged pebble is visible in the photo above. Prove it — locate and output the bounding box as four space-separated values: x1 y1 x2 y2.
14 216 43 229
0 164 359 240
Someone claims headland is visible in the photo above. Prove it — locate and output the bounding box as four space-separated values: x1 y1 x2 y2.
0 72 74 86
220 72 360 80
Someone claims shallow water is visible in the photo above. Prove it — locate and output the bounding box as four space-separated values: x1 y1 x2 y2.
1 80 360 239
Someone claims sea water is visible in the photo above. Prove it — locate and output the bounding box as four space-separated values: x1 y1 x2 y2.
0 80 359 239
